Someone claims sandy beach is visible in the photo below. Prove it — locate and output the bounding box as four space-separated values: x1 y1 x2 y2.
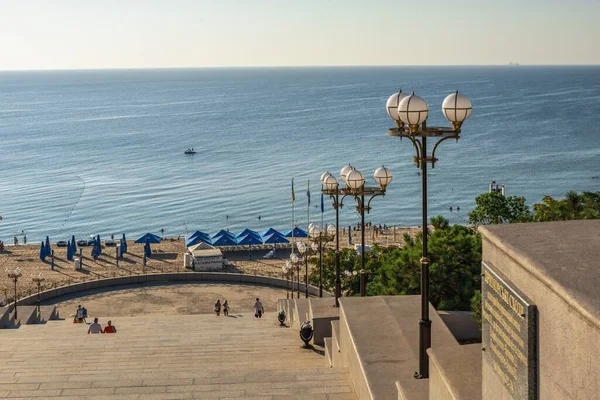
0 226 419 305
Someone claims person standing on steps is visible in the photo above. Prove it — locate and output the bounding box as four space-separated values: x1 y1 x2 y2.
223 300 229 317
214 299 221 316
254 298 264 319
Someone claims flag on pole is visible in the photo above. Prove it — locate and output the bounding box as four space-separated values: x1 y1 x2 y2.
292 178 295 204
307 180 310 206
321 193 324 213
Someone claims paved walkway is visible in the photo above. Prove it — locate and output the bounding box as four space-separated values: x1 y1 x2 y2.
0 312 356 399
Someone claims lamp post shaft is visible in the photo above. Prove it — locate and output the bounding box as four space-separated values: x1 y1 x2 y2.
361 192 366 296
335 191 341 307
418 136 432 379
360 270 366 297
37 283 41 313
13 279 18 320
319 232 323 298
297 265 300 298
305 253 309 299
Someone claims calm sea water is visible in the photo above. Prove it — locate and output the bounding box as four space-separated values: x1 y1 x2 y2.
1 67 599 243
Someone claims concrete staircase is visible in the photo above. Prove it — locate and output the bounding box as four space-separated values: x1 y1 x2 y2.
0 305 59 329
280 295 479 400
0 311 357 399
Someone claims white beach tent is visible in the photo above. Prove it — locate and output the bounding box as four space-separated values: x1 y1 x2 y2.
187 242 223 271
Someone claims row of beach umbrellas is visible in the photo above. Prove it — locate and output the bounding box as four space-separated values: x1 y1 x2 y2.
39 234 130 262
185 227 308 248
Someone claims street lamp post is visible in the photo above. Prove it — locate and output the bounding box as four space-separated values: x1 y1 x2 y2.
308 224 335 298
386 89 472 379
321 165 392 301
288 253 303 298
6 267 22 320
32 273 45 314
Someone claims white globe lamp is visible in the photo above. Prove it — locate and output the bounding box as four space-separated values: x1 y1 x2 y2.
442 91 472 130
373 166 393 190
398 92 429 133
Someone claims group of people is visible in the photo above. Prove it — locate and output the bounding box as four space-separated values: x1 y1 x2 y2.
73 305 88 323
213 298 265 318
88 318 116 334
214 299 230 316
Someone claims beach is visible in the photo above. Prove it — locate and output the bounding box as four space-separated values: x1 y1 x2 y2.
0 226 418 305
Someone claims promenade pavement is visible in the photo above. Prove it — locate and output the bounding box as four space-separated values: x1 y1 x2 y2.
0 312 356 399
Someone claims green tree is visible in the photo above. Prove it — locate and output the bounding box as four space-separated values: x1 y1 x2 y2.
468 192 533 225
533 191 600 221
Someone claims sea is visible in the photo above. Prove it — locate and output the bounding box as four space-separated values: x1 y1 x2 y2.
0 66 599 244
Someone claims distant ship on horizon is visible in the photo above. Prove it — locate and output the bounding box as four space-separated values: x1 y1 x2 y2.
508 62 520 66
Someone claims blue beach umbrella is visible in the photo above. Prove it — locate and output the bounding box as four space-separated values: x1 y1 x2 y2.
186 235 211 247
236 228 260 239
237 234 263 246
122 233 128 253
135 233 162 244
70 235 76 254
211 235 237 247
45 236 51 256
211 230 235 240
262 233 290 244
39 242 46 261
187 230 210 240
283 227 308 238
261 228 282 238
96 235 102 256
66 240 73 261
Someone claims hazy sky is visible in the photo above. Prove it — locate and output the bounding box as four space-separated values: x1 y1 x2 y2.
1 0 599 70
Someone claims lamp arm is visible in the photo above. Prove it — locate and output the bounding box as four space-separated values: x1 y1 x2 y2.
430 134 460 169
366 193 384 213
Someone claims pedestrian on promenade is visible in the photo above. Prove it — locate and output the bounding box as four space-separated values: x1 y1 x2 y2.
223 300 229 317
214 299 221 316
254 298 264 319
103 320 116 333
88 318 102 334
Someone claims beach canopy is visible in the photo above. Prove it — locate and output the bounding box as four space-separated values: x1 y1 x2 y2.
261 228 282 238
236 228 260 239
39 242 46 261
187 230 210 240
237 234 263 246
211 235 237 247
186 235 211 247
211 230 235 239
283 227 308 238
135 233 162 244
262 233 290 244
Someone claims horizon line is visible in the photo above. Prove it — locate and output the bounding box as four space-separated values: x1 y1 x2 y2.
1 64 600 73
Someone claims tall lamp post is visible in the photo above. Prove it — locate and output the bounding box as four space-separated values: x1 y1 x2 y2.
320 166 392 302
32 273 45 314
7 267 22 320
288 253 303 298
386 89 472 379
296 241 313 299
308 224 335 298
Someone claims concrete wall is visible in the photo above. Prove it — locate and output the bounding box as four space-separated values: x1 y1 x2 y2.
2 273 330 309
482 238 600 400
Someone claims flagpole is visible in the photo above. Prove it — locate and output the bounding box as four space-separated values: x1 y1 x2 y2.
292 178 298 298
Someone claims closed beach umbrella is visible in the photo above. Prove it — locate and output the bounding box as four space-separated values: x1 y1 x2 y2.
122 233 128 253
39 242 46 261
96 235 102 256
66 240 72 261
348 226 352 244
71 235 76 254
45 236 51 256
144 237 152 257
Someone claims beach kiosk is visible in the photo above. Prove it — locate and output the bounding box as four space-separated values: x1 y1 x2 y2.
187 242 223 271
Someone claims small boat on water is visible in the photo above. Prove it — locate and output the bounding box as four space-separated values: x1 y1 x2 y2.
184 148 196 155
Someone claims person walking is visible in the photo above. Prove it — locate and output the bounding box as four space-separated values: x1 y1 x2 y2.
254 298 264 319
223 300 229 317
214 300 221 316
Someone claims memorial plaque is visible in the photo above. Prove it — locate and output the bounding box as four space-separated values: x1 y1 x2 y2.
482 262 537 400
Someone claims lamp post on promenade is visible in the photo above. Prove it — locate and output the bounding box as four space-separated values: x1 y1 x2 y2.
320 165 392 302
288 253 303 298
386 89 472 379
308 224 335 298
32 273 45 314
282 265 291 299
6 267 22 320
296 241 313 299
